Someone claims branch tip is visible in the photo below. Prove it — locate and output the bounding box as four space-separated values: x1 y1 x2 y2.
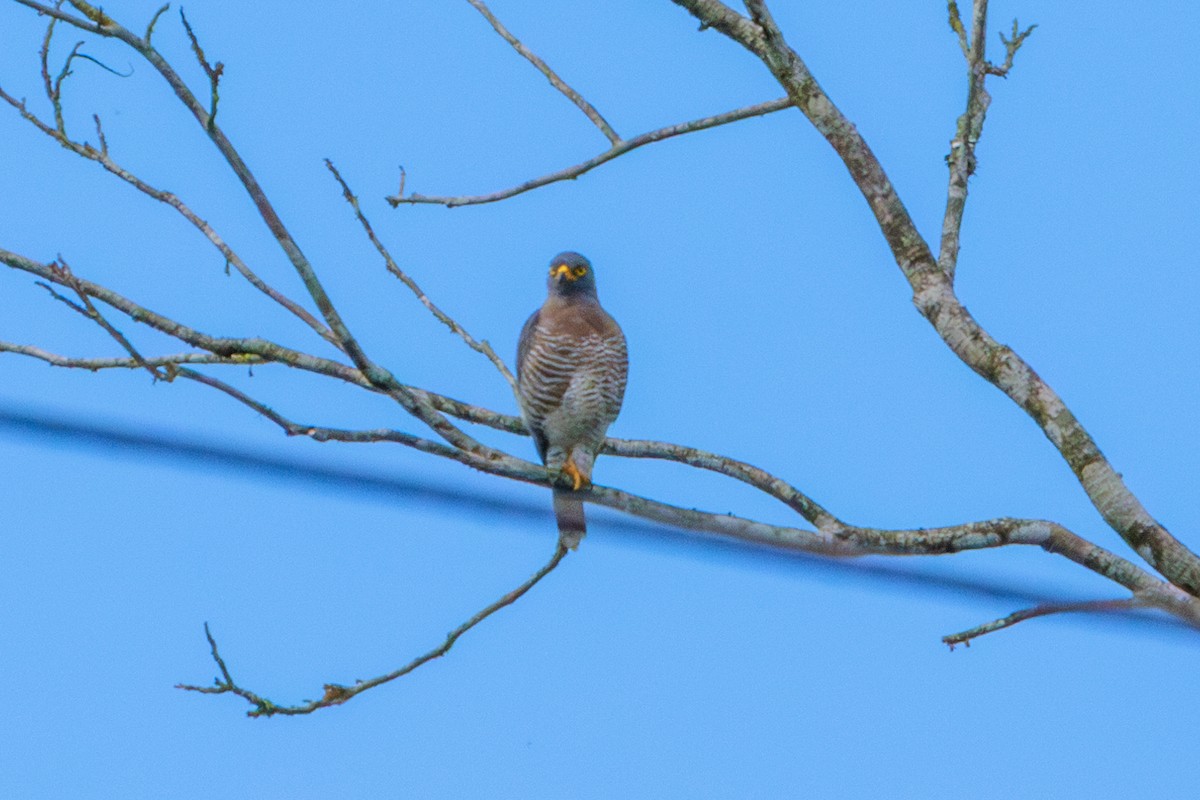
179 8 222 130
464 0 620 144
942 598 1137 648
145 4 170 45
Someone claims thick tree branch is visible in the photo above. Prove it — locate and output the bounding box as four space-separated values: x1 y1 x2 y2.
388 96 793 208
674 0 1200 597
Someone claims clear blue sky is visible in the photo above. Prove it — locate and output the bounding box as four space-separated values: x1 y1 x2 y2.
2 1 1198 797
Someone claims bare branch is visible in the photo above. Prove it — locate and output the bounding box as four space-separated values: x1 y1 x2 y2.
676 0 1200 598
45 256 166 380
0 342 260 370
16 2 509 454
989 18 1037 77
0 82 339 349
143 3 169 46
943 598 1140 649
388 96 793 208
677 0 763 46
325 160 517 391
178 8 222 131
938 2 1033 279
178 542 570 716
946 1 970 59
464 0 620 145
938 0 992 280
605 436 840 530
13 0 104 34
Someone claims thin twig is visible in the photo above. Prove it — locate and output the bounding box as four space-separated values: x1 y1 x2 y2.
17 1 495 454
325 160 517 391
179 9 222 131
464 0 620 144
0 342 260 370
943 598 1139 649
388 96 792 207
39 257 165 380
938 0 993 280
0 82 338 349
178 542 570 716
144 3 169 46
988 18 1037 77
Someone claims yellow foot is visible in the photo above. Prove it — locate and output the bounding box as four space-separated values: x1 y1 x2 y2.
562 459 589 491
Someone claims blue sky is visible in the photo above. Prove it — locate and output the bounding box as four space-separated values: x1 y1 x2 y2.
2 1 1198 797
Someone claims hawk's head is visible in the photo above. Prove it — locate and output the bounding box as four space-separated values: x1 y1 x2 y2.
547 251 598 298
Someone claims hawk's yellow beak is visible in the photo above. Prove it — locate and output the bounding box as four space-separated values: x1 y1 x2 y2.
551 263 574 281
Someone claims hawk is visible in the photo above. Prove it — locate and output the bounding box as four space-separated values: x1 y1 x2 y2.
517 251 628 549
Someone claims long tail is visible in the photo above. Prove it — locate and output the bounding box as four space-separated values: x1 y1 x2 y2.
553 489 586 550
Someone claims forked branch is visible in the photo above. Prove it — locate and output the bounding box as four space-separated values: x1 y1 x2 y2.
672 0 1200 601
178 543 570 717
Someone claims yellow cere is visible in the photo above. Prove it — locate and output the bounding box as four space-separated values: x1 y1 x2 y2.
552 263 583 281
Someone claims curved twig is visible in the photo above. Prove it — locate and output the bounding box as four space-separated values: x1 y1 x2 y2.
943 597 1139 648
178 542 570 716
388 97 793 208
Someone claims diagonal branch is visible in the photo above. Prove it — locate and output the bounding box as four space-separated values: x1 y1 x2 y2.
38 257 166 381
179 8 222 131
938 1 1035 279
178 542 570 717
325 160 517 390
464 0 620 144
0 84 339 349
388 96 793 208
674 0 1200 598
15 1 510 457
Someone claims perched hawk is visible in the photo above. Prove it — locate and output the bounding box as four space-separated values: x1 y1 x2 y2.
517 252 628 549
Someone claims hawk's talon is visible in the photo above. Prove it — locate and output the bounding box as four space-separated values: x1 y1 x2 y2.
562 460 588 492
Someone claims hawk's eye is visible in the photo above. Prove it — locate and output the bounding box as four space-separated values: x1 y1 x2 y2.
573 266 587 277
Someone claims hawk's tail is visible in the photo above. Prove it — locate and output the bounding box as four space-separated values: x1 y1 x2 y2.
553 489 586 550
